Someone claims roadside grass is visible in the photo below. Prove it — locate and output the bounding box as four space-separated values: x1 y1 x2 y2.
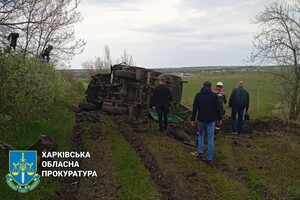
216 133 300 199
144 129 258 200
0 105 75 200
182 72 279 118
103 115 157 200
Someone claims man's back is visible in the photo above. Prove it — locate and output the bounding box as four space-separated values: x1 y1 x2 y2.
212 88 227 105
153 84 172 107
229 87 249 109
192 86 221 123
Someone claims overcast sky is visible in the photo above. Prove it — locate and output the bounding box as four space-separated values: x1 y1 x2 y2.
71 0 274 69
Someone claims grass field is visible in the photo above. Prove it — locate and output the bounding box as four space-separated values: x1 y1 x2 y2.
181 72 281 118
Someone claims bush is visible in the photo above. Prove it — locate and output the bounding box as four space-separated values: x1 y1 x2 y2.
0 54 69 124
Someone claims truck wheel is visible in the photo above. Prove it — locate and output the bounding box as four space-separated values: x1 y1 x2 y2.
79 102 98 111
115 70 135 79
102 105 128 115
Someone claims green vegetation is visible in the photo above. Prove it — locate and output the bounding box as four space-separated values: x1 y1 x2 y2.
216 133 300 199
144 129 258 200
182 71 280 118
0 54 78 199
78 115 157 200
0 54 68 124
104 116 157 200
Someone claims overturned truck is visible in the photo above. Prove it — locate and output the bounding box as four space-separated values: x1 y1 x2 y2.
80 63 190 122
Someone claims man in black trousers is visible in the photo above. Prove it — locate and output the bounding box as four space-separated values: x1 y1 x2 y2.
153 77 173 132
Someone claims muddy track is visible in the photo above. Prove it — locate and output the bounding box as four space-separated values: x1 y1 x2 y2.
54 108 96 200
114 115 299 200
115 115 191 200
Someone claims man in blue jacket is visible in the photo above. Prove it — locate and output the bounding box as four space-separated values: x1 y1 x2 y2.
191 81 222 164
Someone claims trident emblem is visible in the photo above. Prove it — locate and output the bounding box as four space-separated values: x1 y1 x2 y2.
11 153 34 183
6 151 40 193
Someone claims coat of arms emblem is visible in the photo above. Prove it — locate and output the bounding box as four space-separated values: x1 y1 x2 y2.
6 151 40 193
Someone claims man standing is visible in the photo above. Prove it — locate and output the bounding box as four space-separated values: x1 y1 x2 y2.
229 81 250 135
153 77 173 132
212 82 227 131
191 81 222 164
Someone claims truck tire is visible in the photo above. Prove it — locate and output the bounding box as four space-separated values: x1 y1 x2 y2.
102 105 128 115
79 102 98 111
115 70 135 79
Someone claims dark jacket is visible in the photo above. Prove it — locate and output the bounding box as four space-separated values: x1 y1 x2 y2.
191 86 222 123
212 88 227 112
229 87 250 110
153 84 173 107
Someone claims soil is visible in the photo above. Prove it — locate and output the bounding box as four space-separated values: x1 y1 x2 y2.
54 109 118 200
115 115 186 200
55 108 300 200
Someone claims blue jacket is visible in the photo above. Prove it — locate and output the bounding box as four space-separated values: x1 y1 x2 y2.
191 86 222 123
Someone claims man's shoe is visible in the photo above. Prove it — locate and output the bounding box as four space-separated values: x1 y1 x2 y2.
215 127 220 130
198 153 204 160
231 131 238 135
190 151 198 157
206 160 215 166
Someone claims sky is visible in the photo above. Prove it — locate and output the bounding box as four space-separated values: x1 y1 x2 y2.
71 0 274 69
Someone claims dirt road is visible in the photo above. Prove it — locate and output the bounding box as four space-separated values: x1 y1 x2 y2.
55 109 300 200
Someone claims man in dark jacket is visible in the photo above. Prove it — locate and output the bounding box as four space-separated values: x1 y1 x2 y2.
153 78 173 131
229 81 250 135
191 81 222 163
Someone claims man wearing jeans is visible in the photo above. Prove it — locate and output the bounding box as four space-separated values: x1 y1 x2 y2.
191 81 222 164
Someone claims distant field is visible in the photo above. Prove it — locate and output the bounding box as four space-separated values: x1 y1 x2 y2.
181 72 280 118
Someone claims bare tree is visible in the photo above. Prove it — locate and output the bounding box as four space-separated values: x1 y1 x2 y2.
250 0 300 120
83 45 134 76
0 0 85 64
120 49 134 66
82 45 112 76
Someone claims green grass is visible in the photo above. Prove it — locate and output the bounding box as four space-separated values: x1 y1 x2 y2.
216 133 300 199
247 169 264 191
182 72 280 118
103 116 157 200
144 128 258 200
0 105 75 200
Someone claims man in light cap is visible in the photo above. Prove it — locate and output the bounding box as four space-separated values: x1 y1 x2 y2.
229 81 250 135
213 82 227 115
213 82 227 131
